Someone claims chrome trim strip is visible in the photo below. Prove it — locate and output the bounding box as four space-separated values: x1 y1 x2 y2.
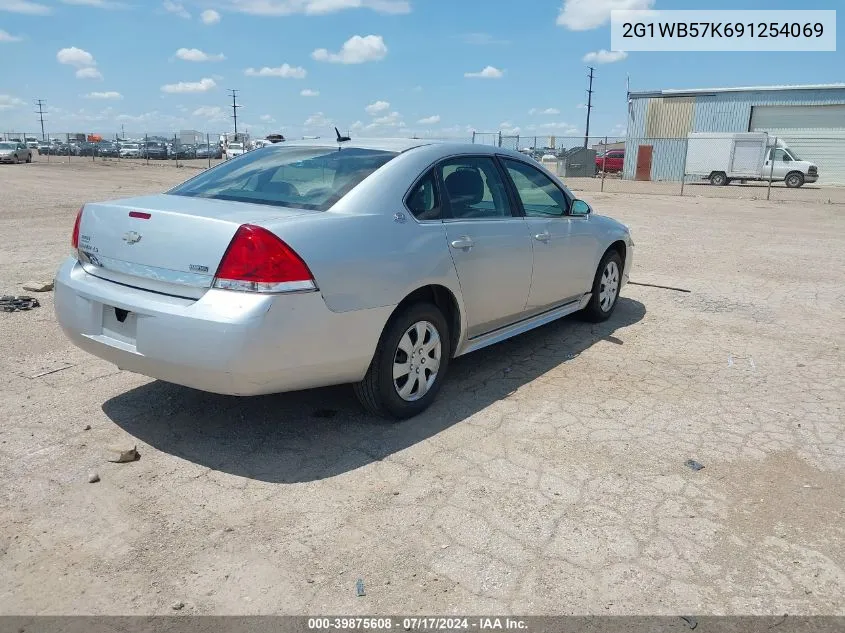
78 251 213 288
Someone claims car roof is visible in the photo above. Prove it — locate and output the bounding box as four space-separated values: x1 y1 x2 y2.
275 137 526 159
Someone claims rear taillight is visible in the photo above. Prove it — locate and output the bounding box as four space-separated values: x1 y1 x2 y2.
71 207 83 252
213 224 316 293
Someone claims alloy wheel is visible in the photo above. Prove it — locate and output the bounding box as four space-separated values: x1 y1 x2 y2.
599 261 620 312
392 321 442 402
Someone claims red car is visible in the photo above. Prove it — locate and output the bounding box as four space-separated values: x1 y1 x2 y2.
596 149 624 174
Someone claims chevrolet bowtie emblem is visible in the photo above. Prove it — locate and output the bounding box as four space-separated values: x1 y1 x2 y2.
122 231 142 245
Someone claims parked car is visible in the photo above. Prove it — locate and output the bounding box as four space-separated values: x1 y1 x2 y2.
142 141 168 159
195 143 222 159
97 141 119 158
595 149 624 174
0 141 32 164
119 143 141 158
224 142 245 159
54 140 633 419
171 143 197 160
36 141 51 154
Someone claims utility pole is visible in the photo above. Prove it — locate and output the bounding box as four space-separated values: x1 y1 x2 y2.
121 123 125 140
35 99 47 140
228 89 241 141
584 67 594 148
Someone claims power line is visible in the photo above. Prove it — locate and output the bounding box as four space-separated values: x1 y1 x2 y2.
584 67 594 148
228 89 241 139
34 99 47 141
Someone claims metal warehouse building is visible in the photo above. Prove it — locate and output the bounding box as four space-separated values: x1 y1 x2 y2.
624 84 845 185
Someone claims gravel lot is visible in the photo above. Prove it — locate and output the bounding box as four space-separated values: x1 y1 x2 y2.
1 161 843 615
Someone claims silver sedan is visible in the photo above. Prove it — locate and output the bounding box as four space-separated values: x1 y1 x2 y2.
55 139 633 419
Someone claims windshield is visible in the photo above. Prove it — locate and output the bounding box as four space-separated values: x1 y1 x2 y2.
169 146 398 211
124 144 139 149
0 142 15 149
229 143 243 149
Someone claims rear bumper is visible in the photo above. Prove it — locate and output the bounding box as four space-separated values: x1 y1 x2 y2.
54 258 393 396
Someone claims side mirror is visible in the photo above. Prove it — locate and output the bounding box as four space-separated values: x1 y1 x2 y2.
571 199 591 216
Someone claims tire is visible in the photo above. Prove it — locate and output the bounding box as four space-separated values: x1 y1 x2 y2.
354 302 451 420
580 250 623 323
785 172 804 188
709 172 727 186
25 154 32 163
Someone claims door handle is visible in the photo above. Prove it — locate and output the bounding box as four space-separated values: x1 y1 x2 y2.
534 231 551 242
450 236 474 251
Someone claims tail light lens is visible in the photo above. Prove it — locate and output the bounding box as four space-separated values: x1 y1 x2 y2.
71 207 83 252
213 224 316 293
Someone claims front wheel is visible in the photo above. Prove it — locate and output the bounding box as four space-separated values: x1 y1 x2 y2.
580 250 623 323
354 302 451 420
785 172 804 188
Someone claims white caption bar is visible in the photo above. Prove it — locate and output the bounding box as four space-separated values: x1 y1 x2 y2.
611 10 836 52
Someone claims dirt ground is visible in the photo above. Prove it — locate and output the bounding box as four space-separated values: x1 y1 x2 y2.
1 160 843 615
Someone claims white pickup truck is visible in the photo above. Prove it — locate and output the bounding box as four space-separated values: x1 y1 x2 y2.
685 132 818 188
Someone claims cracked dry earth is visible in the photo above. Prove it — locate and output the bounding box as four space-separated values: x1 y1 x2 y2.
1 162 843 615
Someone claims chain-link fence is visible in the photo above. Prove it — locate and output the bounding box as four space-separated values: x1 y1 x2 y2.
470 132 844 204
1 130 261 170
7 128 843 204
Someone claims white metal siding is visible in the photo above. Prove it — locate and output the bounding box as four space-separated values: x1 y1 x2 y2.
750 105 845 185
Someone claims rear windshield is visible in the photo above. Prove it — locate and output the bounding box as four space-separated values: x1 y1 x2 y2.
0 143 15 149
168 146 398 211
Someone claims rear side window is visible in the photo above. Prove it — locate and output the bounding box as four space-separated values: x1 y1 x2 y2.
405 170 441 220
438 156 512 219
169 146 397 211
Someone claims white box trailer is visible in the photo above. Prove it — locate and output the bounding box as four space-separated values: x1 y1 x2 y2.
685 132 818 188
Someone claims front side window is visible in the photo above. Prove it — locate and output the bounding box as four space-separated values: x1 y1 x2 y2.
169 146 397 211
438 156 512 219
501 158 569 217
406 170 441 221
771 149 792 162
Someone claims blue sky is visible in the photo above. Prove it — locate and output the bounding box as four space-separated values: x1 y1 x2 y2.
0 0 841 140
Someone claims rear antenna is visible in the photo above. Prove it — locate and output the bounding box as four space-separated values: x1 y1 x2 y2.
335 127 351 143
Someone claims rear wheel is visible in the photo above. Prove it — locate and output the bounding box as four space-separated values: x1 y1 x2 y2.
785 172 804 188
354 302 450 420
25 154 32 163
579 250 623 323
709 171 727 186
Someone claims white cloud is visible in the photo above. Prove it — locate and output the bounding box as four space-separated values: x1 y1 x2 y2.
57 46 95 67
260 114 275 122
350 120 364 130
557 0 653 30
59 0 124 8
161 77 217 93
76 67 103 79
582 49 628 63
0 95 25 110
217 0 410 16
304 112 331 127
412 85 422 92
464 65 503 79
364 100 389 115
300 88 319 97
200 8 220 23
176 48 225 62
576 102 587 109
85 91 122 99
0 29 23 41
530 107 561 115
499 121 520 135
312 34 386 64
192 105 227 121
368 111 402 127
0 0 51 14
244 63 307 78
163 0 190 18
417 115 440 125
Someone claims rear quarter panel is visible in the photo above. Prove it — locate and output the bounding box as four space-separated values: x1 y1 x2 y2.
260 146 465 316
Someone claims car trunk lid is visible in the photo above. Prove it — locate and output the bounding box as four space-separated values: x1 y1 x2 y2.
77 194 316 299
